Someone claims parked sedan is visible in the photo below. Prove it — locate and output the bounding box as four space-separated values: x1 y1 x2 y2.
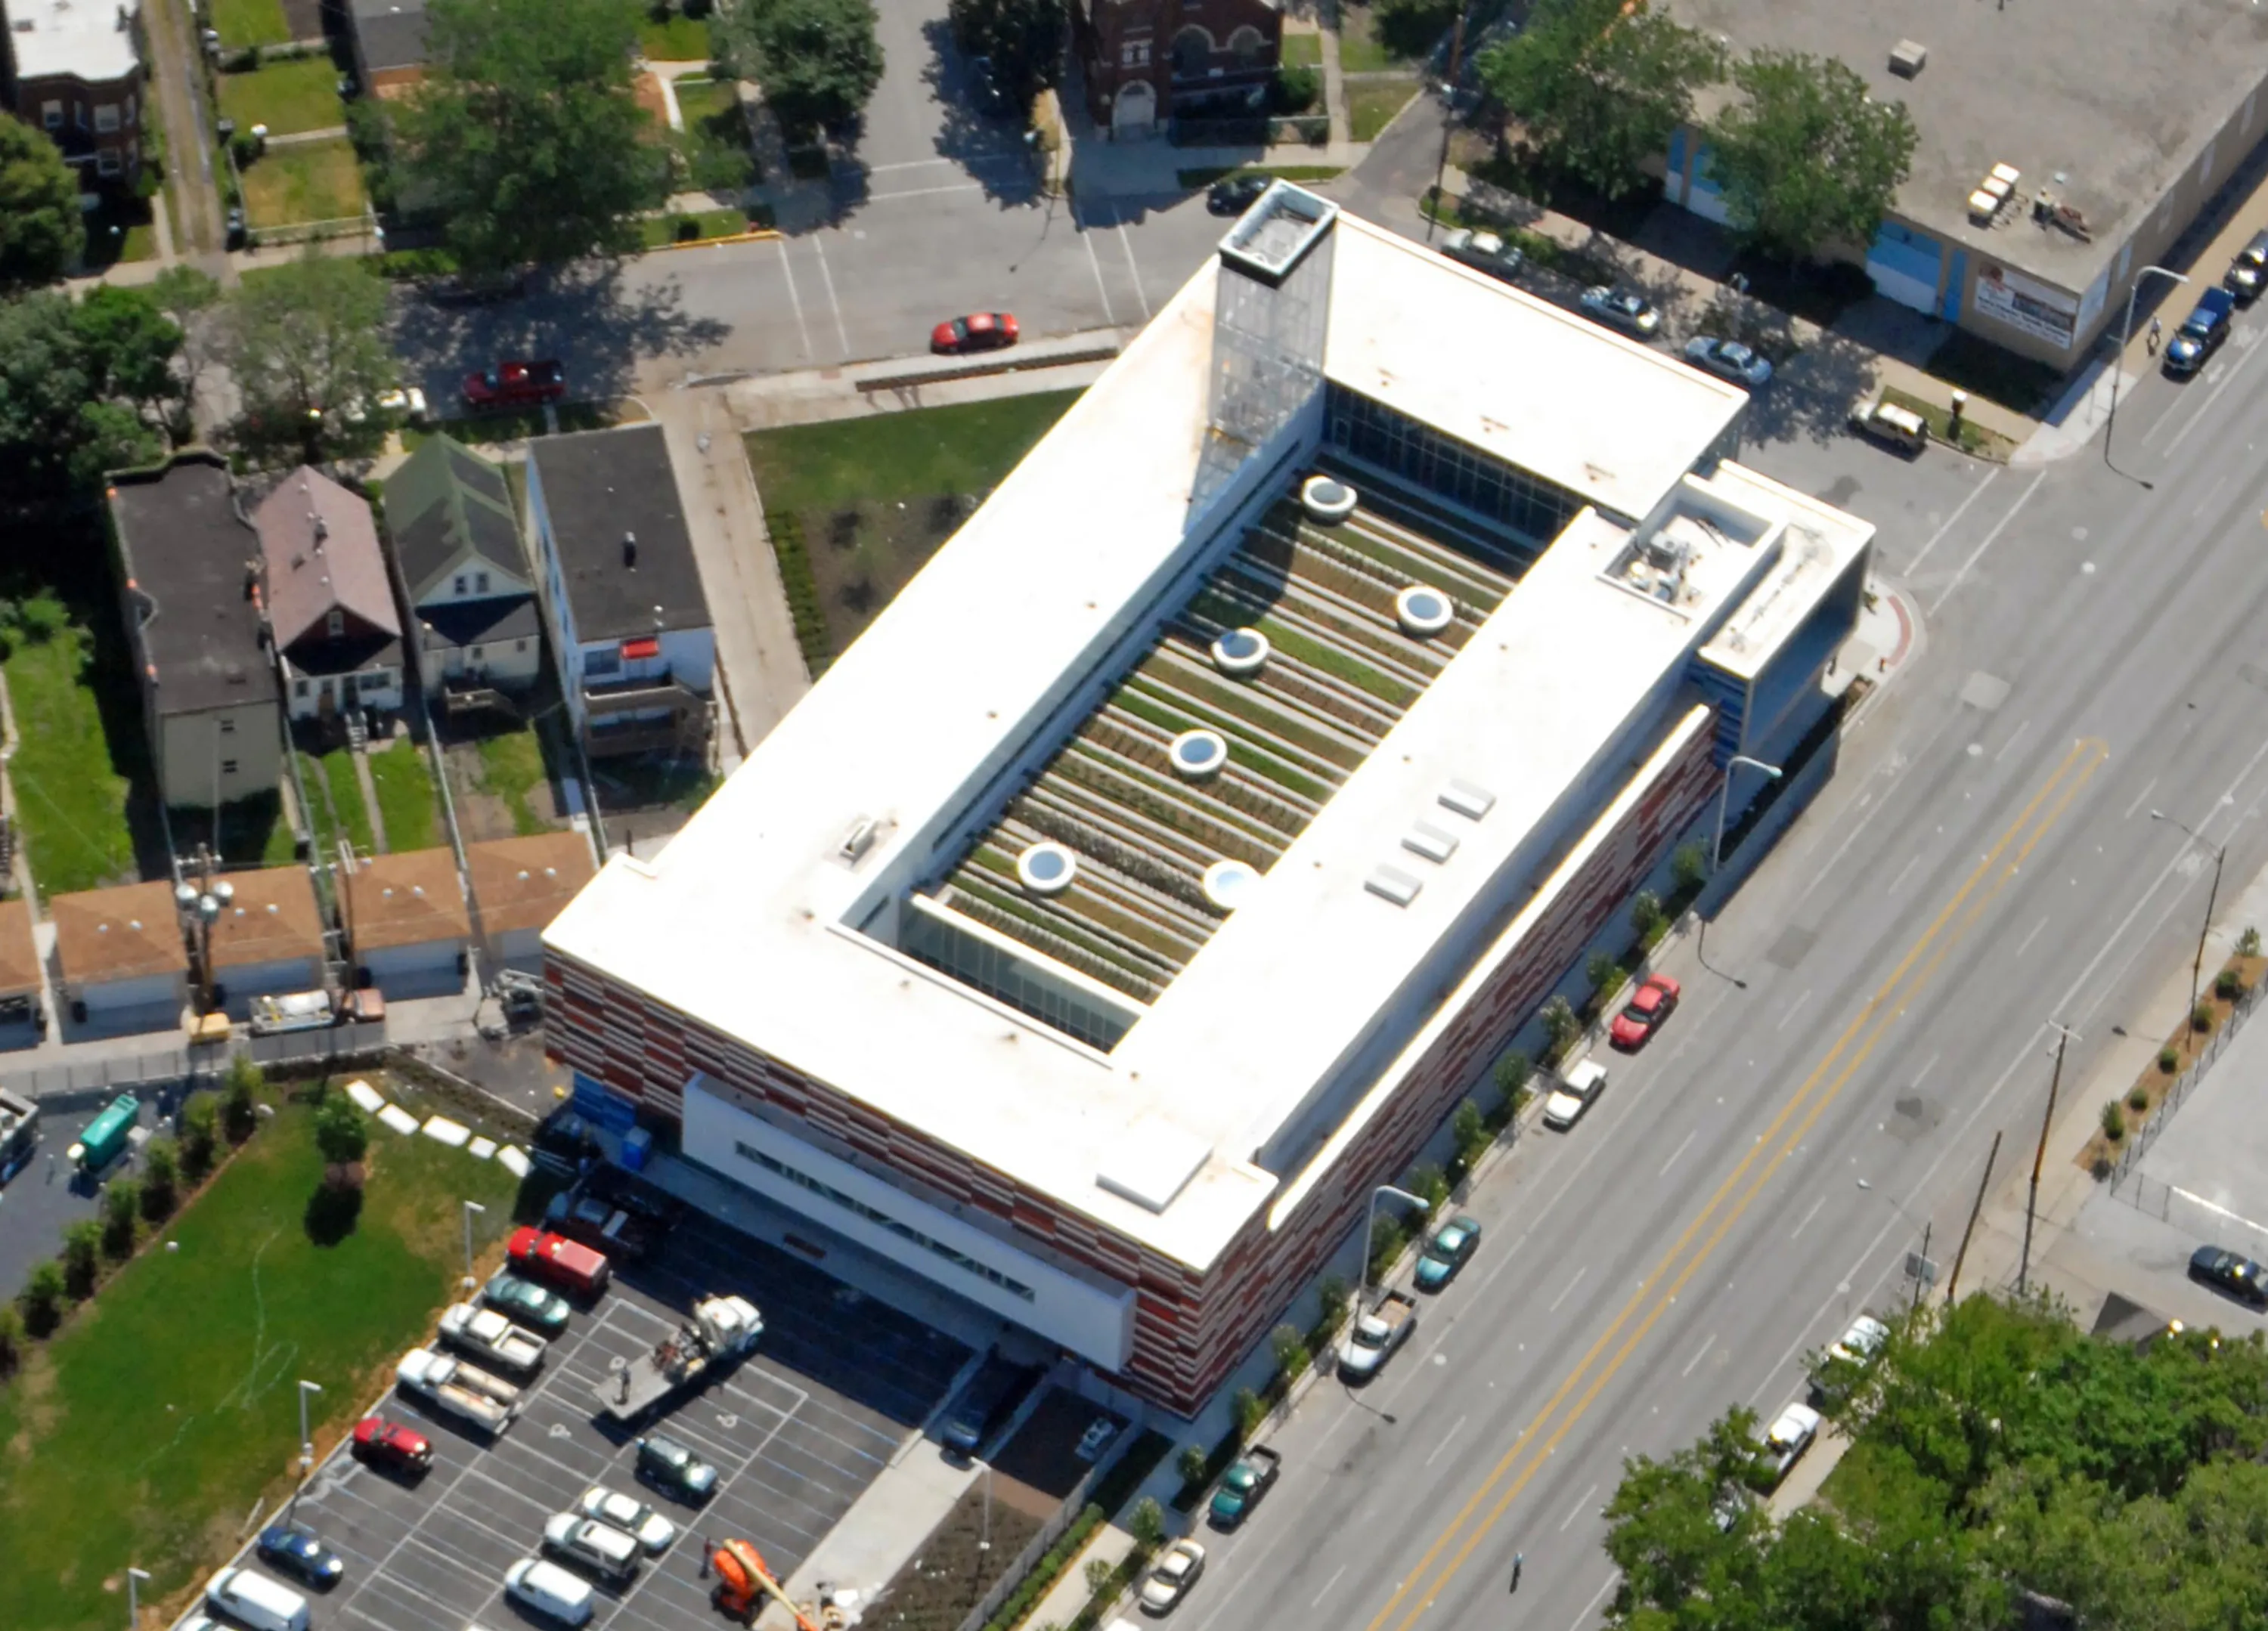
2227 229 2268 300
484 1270 573 1335
1754 1402 1821 1489
1609 974 1681 1051
578 1484 678 1553
1439 227 1524 284
256 1523 345 1589
1414 1215 1483 1291
1683 336 1774 388
2165 287 2234 376
2190 1245 2268 1308
635 1433 719 1503
931 312 1020 355
1139 1540 1207 1614
1579 284 1662 337
1207 174 1273 215
352 1414 434 1474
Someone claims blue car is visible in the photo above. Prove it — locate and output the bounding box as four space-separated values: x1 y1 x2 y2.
256 1521 345 1588
2165 287 2234 375
1414 1215 1483 1291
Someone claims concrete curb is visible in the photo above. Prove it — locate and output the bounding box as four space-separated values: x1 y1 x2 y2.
651 227 782 252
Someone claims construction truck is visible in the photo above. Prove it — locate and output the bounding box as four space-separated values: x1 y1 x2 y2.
710 1540 826 1631
593 1294 762 1425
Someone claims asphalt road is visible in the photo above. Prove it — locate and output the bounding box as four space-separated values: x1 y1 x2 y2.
1155 264 2268 1631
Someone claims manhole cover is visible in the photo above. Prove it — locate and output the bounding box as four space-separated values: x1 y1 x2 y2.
1767 926 1817 970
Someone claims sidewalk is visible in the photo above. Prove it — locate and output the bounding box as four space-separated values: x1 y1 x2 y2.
720 327 1129 430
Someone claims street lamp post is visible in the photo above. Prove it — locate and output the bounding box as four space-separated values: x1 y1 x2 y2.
287 1378 322 1525
1360 1184 1430 1311
2103 265 2187 484
1712 755 1783 871
2152 809 2228 1041
126 1566 150 1629
461 1199 486 1292
1856 1178 1936 1313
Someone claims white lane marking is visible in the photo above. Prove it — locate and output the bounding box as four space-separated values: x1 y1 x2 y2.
773 238 812 360
1080 226 1117 326
1789 1196 1825 1241
1776 990 1811 1031
1658 1129 1697 1178
1791 707 1974 915
2015 915 2050 958
1681 1331 1718 1377
1926 469 2047 616
1560 1482 1600 1532
2170 1185 2268 1241
809 237 851 356
1425 1413 1468 1466
1911 1052 1941 1085
1886 853 1923 897
2165 325 2268 456
1310 1566 1348 1608
1903 468 2002 576
1995 717 2031 763
1563 1572 1620 1631
1548 1266 1588 1314
862 181 991 202
2124 775 2160 821
1112 218 1152 321
2194 473 2235 519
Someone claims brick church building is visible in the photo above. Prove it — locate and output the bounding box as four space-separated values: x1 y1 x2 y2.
1073 0 1284 135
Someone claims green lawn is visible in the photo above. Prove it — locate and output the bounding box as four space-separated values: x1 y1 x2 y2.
634 3 713 60
217 58 348 138
209 0 291 49
170 794 297 869
1349 80 1419 142
367 740 442 852
1279 32 1322 67
1178 164 1346 188
299 747 375 860
3 616 139 895
0 1083 527 1631
637 206 751 248
674 77 738 125
239 138 367 227
470 729 553 836
1337 0 1433 72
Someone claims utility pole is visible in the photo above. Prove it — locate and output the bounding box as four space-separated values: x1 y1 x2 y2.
1427 2 1472 242
1910 1221 1932 1315
2019 1025 2076 1296
1945 1131 2001 1304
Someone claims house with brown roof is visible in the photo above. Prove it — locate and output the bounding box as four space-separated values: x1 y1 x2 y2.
344 846 469 995
49 880 189 1029
466 831 595 971
201 866 329 1016
0 897 45 1038
255 467 404 726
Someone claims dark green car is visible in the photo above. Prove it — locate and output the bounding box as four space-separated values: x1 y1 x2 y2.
483 1270 572 1335
1208 1445 1280 1527
637 1433 719 1503
1414 1216 1482 1292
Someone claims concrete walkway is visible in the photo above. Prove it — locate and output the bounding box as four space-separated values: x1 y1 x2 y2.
354 743 390 853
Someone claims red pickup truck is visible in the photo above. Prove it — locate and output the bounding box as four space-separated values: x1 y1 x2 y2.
461 359 566 410
507 1226 611 1297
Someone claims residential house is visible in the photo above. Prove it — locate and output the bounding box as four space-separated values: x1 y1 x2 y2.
108 452 285 809
383 434 544 703
344 846 468 995
525 426 714 758
345 0 428 98
1072 0 1281 137
200 866 328 1016
466 831 593 971
50 880 188 1028
0 896 43 1038
0 0 144 187
255 466 404 727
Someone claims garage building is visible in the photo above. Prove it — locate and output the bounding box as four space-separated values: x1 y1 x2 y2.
203 866 329 1016
466 831 596 973
51 880 190 1032
345 848 469 997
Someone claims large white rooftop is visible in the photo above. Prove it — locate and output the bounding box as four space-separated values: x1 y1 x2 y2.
546 209 1871 1270
7 0 141 83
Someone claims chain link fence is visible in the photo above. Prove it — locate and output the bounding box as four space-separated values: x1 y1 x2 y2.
2 1022 389 1110
2105 982 2260 1188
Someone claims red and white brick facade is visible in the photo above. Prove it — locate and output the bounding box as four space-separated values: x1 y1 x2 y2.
547 710 1720 1416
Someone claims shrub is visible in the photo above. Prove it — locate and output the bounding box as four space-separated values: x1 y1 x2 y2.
2192 1000 2215 1034
1408 1162 1448 1213
222 1054 262 1142
313 1091 370 1165
61 1219 102 1298
767 510 832 676
1127 1496 1164 1551
1541 995 1580 1057
141 1136 181 1221
2217 967 2242 1000
1084 1557 1115 1596
1234 1385 1265 1439
2158 1045 2180 1073
1270 1323 1307 1379
1176 1443 1209 1489
1492 1050 1532 1103
180 1090 221 1178
1269 65 1320 114
1672 840 1709 896
1452 1098 1489 1168
673 213 702 241
102 1179 141 1259
1317 1272 1349 1332
0 1303 21 1373
2127 1085 2150 1113
2240 926 2263 959
21 1260 66 1335
2101 1101 2125 1142
1631 890 1665 939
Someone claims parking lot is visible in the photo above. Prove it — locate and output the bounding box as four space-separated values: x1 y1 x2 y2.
243 1208 974 1631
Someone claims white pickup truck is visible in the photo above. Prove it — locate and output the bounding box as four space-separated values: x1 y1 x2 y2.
438 1302 549 1376
397 1347 522 1434
1339 1291 1418 1382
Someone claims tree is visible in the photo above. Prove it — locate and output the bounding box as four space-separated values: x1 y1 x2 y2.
1704 51 1916 265
180 1089 222 1178
390 0 669 277
218 252 395 464
1126 1496 1164 1551
0 1303 23 1373
1540 995 1580 1056
946 0 1064 104
1176 1442 1209 1489
0 292 168 499
20 1259 67 1335
222 1054 264 1142
313 1091 370 1166
1478 0 1721 201
717 0 884 141
73 286 189 425
0 112 85 288
60 1218 102 1298
102 1178 142 1258
141 1135 181 1221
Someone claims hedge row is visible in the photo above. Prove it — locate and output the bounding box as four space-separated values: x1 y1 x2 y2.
766 509 833 678
983 1503 1102 1631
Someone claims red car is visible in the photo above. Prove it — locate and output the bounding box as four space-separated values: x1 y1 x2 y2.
1610 974 1681 1051
507 1224 611 1296
461 358 566 410
931 312 1019 355
352 1415 433 1473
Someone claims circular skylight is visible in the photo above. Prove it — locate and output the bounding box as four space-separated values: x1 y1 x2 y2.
1169 729 1229 780
1211 627 1271 677
1016 841 1079 896
1202 859 1261 911
1396 585 1455 636
1301 475 1358 523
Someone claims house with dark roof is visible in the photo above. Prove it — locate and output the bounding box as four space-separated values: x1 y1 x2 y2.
345 0 429 98
255 466 404 726
382 433 544 701
525 426 715 759
107 452 284 809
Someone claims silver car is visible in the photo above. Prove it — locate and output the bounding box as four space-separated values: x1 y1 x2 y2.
1683 336 1774 388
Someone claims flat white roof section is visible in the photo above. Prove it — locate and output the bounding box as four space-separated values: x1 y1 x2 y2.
546 208 1873 1274
10 0 141 82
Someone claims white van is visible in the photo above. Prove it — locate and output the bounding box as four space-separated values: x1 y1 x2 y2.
205 1567 311 1631
506 1558 596 1626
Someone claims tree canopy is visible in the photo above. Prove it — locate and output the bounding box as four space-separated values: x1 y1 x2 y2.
1477 0 1721 201
1600 1295 2268 1631
0 288 184 499
1703 51 1916 264
389 0 668 277
946 0 1065 106
218 252 397 465
715 0 885 140
0 112 87 289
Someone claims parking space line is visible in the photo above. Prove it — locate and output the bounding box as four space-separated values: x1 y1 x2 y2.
774 239 813 361
1114 221 1151 322
593 1410 796 1631
1080 227 1116 326
810 238 852 357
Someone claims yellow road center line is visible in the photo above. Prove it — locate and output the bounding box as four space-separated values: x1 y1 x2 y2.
1358 736 2105 1631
